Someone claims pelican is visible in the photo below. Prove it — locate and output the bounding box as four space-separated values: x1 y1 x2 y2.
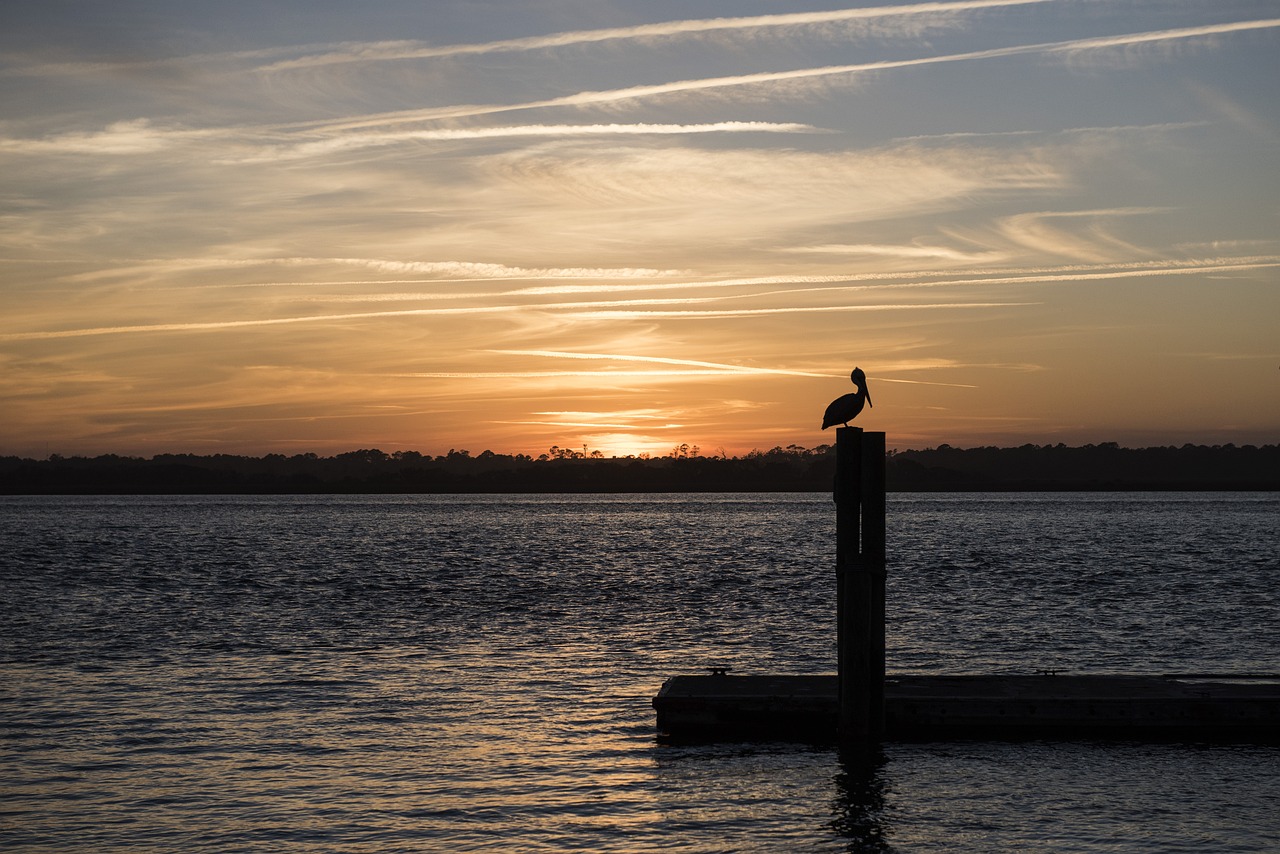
821 367 873 429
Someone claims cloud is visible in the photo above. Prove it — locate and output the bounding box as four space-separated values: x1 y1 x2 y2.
1173 351 1280 362
1052 18 1280 68
0 119 192 155
736 258 1280 300
995 208 1164 262
1 0 1053 91
42 256 1276 329
874 377 980 388
1184 81 1275 138
486 349 834 377
0 307 525 341
392 370 738 379
0 300 1034 342
460 143 1062 256
230 121 820 163
535 409 670 419
496 419 685 429
61 256 685 285
781 243 1006 263
567 302 1034 320
893 121 1209 144
297 19 1280 133
1 120 819 164
322 257 681 279
255 0 1056 72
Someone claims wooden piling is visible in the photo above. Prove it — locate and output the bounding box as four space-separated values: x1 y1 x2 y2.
653 426 1280 744
835 427 886 747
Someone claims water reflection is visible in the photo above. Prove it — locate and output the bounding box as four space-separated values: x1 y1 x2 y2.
830 749 892 852
4 493 1277 851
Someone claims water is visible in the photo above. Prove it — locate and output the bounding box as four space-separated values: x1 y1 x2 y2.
2 492 1277 851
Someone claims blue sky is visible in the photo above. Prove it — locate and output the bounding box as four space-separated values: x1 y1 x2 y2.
2 0 1277 457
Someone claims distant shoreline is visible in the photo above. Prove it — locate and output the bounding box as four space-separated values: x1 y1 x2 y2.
3 443 1278 494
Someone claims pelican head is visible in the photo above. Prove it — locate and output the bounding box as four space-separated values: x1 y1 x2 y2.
851 367 872 409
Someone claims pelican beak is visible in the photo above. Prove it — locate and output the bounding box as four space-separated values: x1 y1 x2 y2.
866 388 873 408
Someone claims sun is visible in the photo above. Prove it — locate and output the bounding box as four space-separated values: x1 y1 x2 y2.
580 432 676 459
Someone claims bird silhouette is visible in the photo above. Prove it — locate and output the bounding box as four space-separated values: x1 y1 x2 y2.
821 367 872 429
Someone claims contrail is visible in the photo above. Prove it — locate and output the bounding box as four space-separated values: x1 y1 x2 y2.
238 122 819 162
7 0 1055 78
258 0 1057 71
487 349 833 377
0 301 1023 341
10 259 1273 342
299 19 1280 133
0 306 522 341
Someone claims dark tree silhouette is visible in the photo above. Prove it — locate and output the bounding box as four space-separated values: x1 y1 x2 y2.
1 443 1277 493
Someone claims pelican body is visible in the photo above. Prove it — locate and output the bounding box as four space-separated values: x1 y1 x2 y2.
821 367 872 429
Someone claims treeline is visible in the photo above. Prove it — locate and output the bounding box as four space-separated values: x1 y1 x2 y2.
2 442 1278 494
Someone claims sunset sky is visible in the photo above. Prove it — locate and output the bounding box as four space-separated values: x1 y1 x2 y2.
2 0 1277 458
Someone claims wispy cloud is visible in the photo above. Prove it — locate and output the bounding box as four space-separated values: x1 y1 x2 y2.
61 256 685 284
299 19 1280 132
0 307 524 341
875 377 980 388
780 243 1006 263
1173 351 1280 361
463 143 1063 256
894 121 1209 144
1 0 1052 84
119 257 1280 311
486 349 834 377
2 121 819 162
494 419 686 429
1052 18 1280 67
568 302 1034 320
737 259 1280 302
257 0 1055 72
0 301 1032 342
0 119 202 155
509 257 1280 298
393 370 739 379
996 209 1157 262
319 258 681 279
230 121 820 163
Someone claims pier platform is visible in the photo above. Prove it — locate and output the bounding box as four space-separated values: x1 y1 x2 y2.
653 673 1280 743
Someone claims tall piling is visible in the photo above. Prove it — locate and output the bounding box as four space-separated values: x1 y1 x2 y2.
655 427 1280 743
835 427 886 748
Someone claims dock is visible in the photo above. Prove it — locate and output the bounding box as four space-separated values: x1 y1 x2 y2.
653 673 1280 742
652 426 1279 745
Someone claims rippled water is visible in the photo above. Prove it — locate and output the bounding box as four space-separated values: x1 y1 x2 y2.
2 493 1277 851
